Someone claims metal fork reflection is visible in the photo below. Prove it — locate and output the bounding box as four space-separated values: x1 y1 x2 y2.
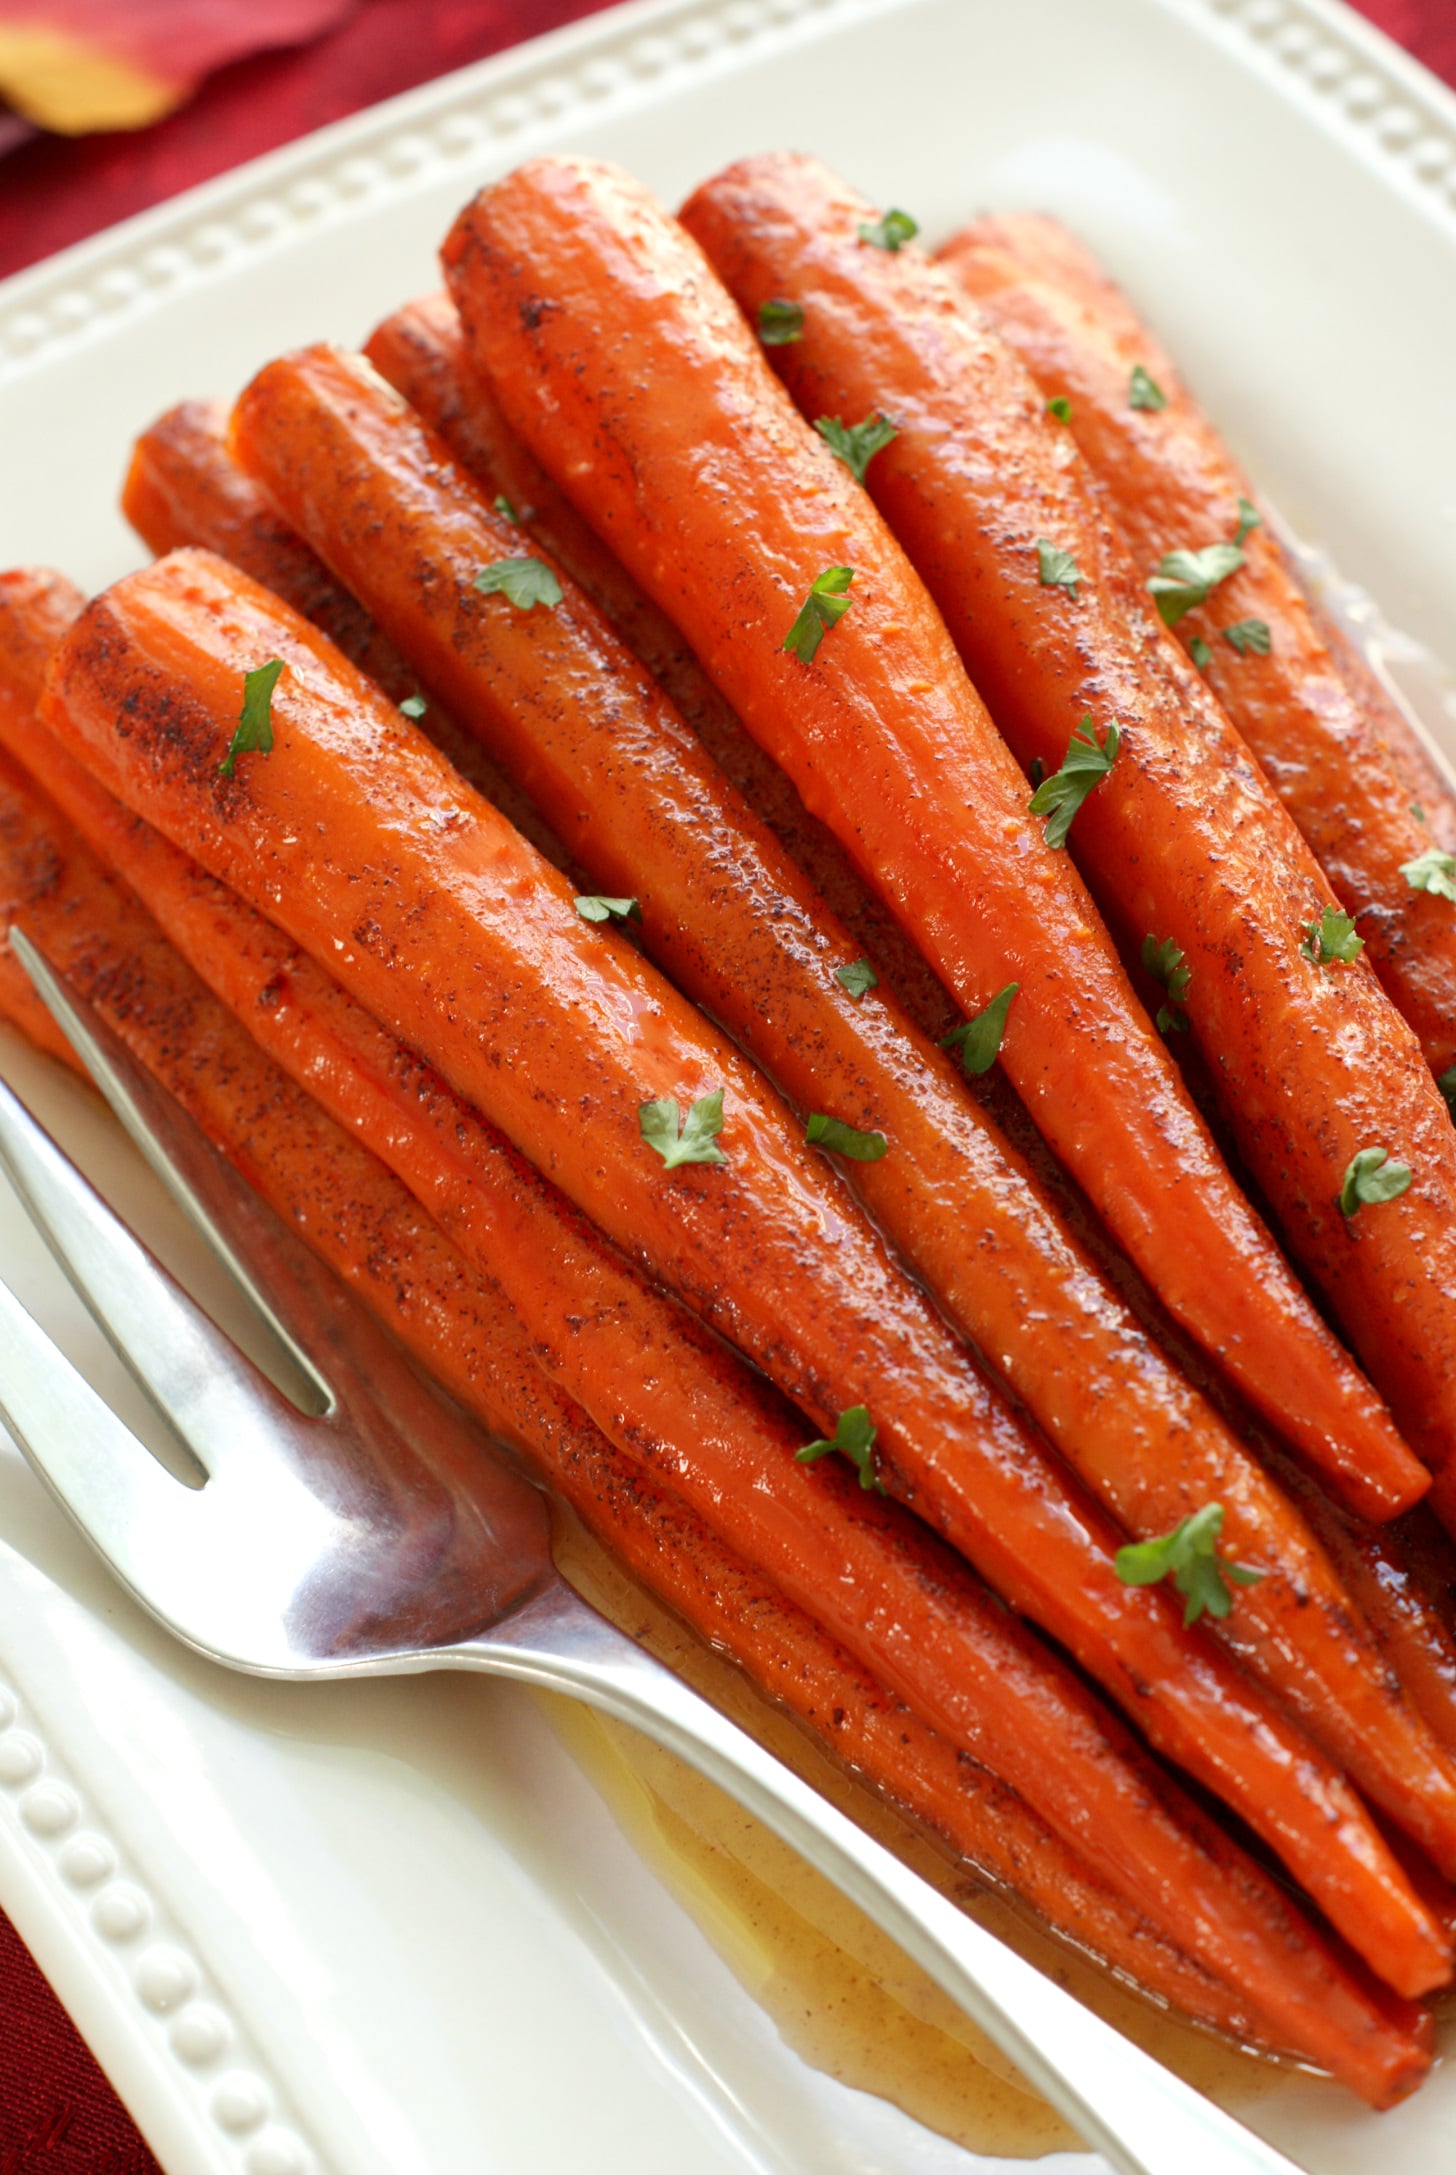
0 927 1309 2175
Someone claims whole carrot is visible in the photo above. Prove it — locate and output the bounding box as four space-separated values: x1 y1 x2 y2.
121 398 575 877
936 212 1456 1079
0 706 1421 2088
441 155 1425 1492
363 292 959 1042
672 151 1456 1475
34 548 1450 1994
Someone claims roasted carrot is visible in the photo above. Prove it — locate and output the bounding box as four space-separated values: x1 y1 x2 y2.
18 517 1456 1898
441 155 1431 1500
362 292 959 1043
935 212 1456 1078
34 548 1452 1994
121 398 574 877
0 719 1424 2091
214 342 1456 1869
670 151 1456 1475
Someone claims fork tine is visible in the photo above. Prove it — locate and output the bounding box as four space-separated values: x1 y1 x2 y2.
11 926 331 1418
0 935 329 1481
0 1272 199 1583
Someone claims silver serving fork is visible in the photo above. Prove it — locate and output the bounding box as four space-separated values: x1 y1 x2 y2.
0 928 1313 2175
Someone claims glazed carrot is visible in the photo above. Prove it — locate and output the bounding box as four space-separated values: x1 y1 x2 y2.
441 156 1432 1502
936 212 1456 1078
34 549 1452 1994
363 292 958 1043
0 725 1421 2091
120 398 576 879
671 151 1456 1474
17 513 1456 1901
0 569 85 1069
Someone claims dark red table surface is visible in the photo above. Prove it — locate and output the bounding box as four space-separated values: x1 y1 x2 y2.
0 0 1451 2165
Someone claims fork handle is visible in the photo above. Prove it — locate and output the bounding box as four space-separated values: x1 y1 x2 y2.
461 1578 1309 2175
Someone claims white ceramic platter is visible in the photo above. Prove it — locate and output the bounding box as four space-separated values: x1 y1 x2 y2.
1 0 1455 2169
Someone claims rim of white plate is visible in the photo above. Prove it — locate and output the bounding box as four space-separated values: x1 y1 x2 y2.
0 0 1455 392
0 0 1453 2166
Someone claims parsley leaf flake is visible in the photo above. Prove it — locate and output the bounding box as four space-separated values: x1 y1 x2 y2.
1036 539 1083 598
758 298 804 345
815 412 898 485
1301 906 1364 965
1402 848 1456 904
639 1089 727 1169
858 208 918 252
835 957 879 999
784 566 855 664
219 658 283 780
1129 364 1167 411
1148 542 1244 626
575 895 641 925
474 556 562 611
1233 496 1261 547
1029 716 1121 848
1188 636 1212 671
1224 618 1271 656
805 1112 888 1162
1142 933 1192 1034
1046 394 1072 424
399 693 428 719
941 982 1020 1076
1438 1066 1456 1121
1115 1503 1263 1626
796 1404 885 1492
1339 1146 1413 1217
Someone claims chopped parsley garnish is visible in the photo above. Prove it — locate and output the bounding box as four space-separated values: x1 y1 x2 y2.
1029 716 1121 848
1301 906 1364 964
1115 1504 1263 1627
1148 542 1244 627
1339 1146 1413 1217
1046 394 1072 424
474 556 562 611
1142 934 1191 1034
815 412 898 485
858 208 918 252
1223 618 1271 656
796 1405 884 1492
638 1088 726 1169
493 494 520 523
758 298 804 345
1188 637 1213 671
805 1112 888 1161
1129 364 1167 411
835 957 879 999
219 658 283 780
1412 803 1427 825
575 895 641 925
1036 539 1083 598
1401 848 1456 904
941 982 1020 1076
1438 1066 1456 1121
783 566 855 664
399 693 428 719
1233 496 1261 547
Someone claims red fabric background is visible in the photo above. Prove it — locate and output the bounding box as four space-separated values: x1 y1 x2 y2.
0 0 1449 2165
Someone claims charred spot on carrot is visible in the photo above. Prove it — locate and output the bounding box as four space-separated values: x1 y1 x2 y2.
1115 1504 1263 1627
218 658 283 781
795 1405 884 1493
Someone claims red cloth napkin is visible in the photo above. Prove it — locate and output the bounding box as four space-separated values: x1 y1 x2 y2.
0 1 1449 2167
